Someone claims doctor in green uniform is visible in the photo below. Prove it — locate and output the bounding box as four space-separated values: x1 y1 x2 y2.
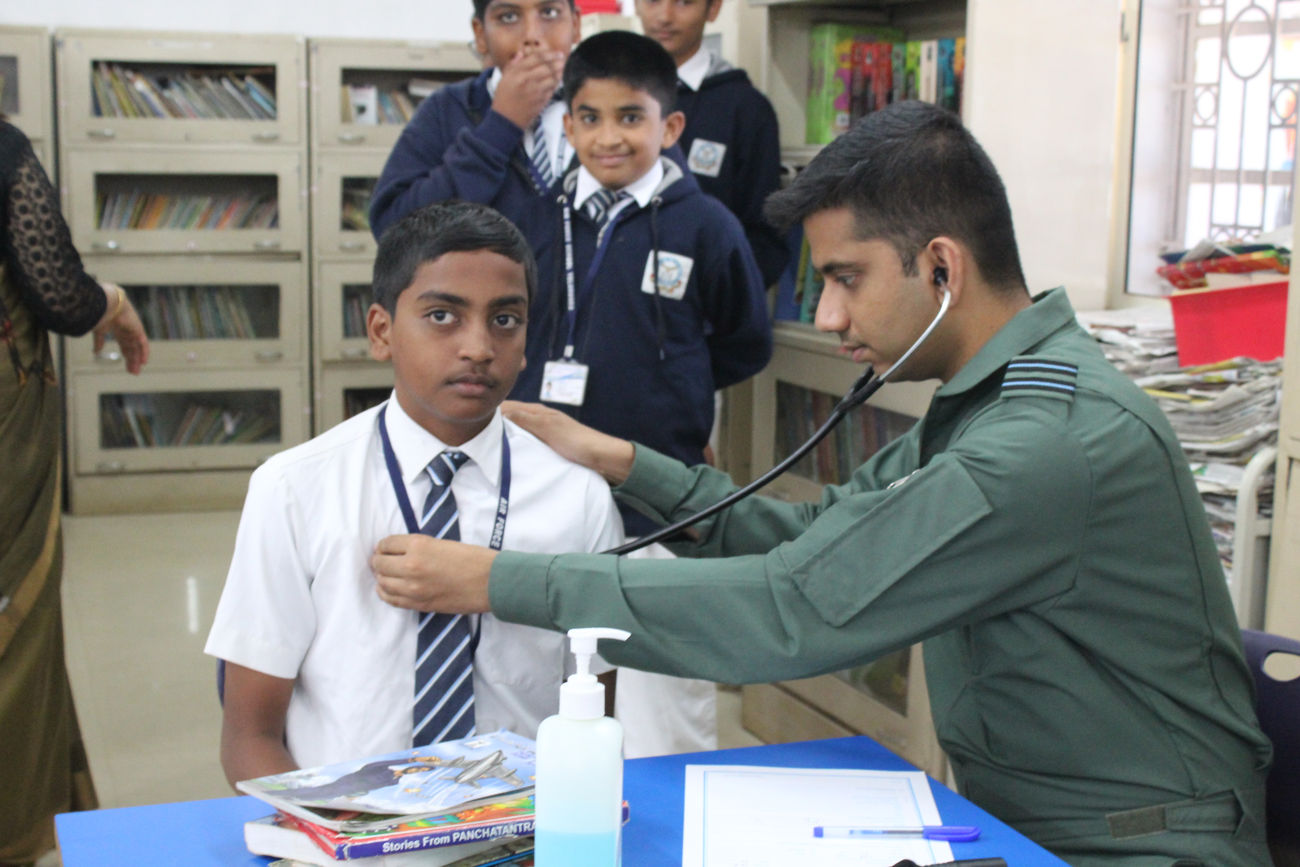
369 101 1273 867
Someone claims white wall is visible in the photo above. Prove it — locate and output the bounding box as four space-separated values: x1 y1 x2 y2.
4 0 478 42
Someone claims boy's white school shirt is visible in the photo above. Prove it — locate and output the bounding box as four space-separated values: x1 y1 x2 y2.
572 160 664 224
204 397 624 769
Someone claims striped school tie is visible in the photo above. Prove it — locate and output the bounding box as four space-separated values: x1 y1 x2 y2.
412 449 476 746
529 119 554 190
585 188 627 243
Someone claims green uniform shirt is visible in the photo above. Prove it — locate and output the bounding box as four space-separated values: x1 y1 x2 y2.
492 289 1272 866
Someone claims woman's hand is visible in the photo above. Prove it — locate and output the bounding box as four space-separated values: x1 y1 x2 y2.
92 282 150 375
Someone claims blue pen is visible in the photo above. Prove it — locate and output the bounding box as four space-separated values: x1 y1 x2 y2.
813 824 981 842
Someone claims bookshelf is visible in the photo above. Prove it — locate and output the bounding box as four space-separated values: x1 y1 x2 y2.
1 25 55 174
731 0 965 778
56 28 310 514
307 38 479 434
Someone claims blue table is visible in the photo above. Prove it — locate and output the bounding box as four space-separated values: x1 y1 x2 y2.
57 736 1067 865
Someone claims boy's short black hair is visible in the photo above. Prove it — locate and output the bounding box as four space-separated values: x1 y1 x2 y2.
472 0 577 21
563 31 678 114
764 100 1027 292
371 201 538 313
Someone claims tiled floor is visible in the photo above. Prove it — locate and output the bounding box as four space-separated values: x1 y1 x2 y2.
59 509 760 816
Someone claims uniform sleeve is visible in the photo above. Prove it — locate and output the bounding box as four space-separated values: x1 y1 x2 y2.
698 208 773 390
0 125 107 335
731 92 788 287
369 87 527 239
203 464 316 679
491 402 1090 683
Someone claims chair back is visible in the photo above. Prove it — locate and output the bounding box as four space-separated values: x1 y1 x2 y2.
1240 628 1300 856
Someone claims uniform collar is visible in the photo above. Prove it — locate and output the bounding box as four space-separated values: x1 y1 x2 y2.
573 160 664 211
383 392 505 488
936 288 1078 398
677 48 712 91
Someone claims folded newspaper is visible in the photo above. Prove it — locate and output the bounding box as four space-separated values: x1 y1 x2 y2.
237 730 536 832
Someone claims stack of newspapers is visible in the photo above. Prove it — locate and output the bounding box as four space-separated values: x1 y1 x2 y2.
240 729 537 866
1076 307 1280 575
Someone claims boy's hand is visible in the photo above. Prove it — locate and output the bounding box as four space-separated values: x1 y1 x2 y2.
493 48 566 131
372 535 495 613
502 400 636 484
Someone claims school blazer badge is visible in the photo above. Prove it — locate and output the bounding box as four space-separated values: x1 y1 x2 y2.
687 138 727 177
641 251 693 300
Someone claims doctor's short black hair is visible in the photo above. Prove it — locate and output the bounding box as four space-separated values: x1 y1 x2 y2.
563 31 679 114
763 100 1027 291
371 201 538 313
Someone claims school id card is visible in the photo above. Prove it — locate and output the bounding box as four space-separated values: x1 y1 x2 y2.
540 359 589 406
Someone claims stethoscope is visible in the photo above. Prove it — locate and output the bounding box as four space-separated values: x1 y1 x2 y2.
604 282 953 556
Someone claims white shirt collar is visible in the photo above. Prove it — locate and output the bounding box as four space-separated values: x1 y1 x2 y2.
676 48 713 92
573 160 664 212
383 392 505 489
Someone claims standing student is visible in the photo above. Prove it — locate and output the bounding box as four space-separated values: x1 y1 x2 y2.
369 0 580 244
368 102 1273 867
204 202 624 783
636 0 788 286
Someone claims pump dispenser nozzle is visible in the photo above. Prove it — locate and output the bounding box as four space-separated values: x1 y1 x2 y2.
560 627 630 720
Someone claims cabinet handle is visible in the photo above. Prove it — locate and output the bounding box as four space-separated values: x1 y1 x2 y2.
255 350 284 363
253 240 282 251
87 128 117 139
339 240 366 252
251 131 281 143
340 347 372 359
96 461 126 473
92 240 121 252
95 349 122 363
337 132 366 144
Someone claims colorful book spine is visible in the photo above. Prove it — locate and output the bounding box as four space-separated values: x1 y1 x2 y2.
918 39 938 104
938 38 957 111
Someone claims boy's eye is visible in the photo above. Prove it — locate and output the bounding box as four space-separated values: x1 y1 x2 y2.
621 113 643 126
579 112 598 124
494 312 524 329
428 308 457 324
495 10 519 24
540 5 561 18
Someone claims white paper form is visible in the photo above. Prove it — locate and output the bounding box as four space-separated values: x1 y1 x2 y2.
682 765 954 867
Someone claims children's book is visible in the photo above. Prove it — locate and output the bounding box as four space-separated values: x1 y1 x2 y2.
292 795 534 860
918 39 938 104
807 23 903 144
237 730 537 832
245 812 530 866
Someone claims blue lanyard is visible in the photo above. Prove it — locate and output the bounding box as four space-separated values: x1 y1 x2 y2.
559 199 628 359
377 405 511 550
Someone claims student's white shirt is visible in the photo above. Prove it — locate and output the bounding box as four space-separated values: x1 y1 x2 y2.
572 161 665 226
488 68 571 182
205 397 624 769
676 47 713 92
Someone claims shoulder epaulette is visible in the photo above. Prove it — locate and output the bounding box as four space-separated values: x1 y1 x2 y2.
1002 356 1078 402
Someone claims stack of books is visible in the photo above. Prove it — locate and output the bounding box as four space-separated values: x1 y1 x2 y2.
95 191 279 230
806 23 965 145
92 61 277 120
239 730 539 867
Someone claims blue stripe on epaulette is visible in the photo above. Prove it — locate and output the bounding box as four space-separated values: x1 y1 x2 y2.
1003 357 1078 402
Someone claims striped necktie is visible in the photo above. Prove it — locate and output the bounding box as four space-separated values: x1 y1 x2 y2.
529 118 554 190
412 449 476 746
585 188 627 242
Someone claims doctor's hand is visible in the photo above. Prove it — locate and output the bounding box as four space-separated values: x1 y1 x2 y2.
501 400 635 484
371 535 496 614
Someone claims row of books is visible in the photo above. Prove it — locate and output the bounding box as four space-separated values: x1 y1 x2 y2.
773 229 823 324
241 730 539 866
775 382 916 486
339 77 446 126
344 388 390 420
341 181 376 231
102 397 279 448
96 191 279 230
92 61 278 120
808 23 965 145
127 285 270 341
92 59 279 120
343 287 372 338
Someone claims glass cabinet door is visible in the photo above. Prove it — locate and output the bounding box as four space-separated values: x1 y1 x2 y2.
315 364 393 434
316 260 377 363
312 152 385 257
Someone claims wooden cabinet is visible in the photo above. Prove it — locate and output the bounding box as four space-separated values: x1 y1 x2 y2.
1 25 54 173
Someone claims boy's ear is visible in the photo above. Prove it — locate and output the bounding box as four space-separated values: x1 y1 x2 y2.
367 303 394 363
706 0 724 24
661 110 686 151
471 16 489 60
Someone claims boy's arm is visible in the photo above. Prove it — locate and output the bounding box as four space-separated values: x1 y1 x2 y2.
731 92 789 287
700 211 774 390
219 662 297 788
369 84 528 239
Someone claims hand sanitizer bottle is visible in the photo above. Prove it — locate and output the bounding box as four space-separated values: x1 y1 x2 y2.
534 627 631 867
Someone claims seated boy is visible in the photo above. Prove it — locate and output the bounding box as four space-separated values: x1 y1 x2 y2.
204 201 624 783
636 0 788 286
511 31 773 756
